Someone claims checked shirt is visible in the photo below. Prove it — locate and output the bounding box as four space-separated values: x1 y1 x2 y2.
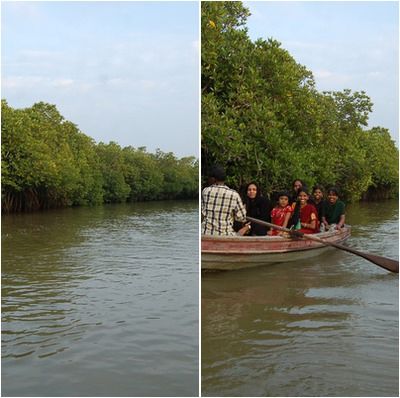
201 184 247 236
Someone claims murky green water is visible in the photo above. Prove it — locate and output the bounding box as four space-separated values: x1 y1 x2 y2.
2 201 199 397
202 200 399 397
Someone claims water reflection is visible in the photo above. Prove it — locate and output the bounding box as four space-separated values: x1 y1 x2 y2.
202 200 398 397
2 201 198 396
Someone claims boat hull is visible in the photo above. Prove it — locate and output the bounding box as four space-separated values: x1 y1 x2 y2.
202 226 351 270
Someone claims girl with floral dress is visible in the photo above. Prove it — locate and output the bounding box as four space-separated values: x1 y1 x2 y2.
269 191 293 236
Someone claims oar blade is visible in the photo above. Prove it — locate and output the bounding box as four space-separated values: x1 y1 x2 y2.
246 216 399 274
350 251 398 273
323 241 399 273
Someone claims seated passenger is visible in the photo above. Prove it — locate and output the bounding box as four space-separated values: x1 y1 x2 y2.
322 187 345 230
290 179 305 205
201 165 247 236
268 191 293 236
310 184 327 230
288 180 308 228
237 182 271 236
292 189 319 234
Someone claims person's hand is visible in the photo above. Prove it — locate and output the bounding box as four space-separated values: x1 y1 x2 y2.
238 223 251 236
289 230 303 238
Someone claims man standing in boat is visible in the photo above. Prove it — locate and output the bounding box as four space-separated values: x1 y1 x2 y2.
201 165 248 235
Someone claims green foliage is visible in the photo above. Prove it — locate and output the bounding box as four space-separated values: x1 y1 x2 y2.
96 141 131 203
122 146 164 201
2 101 198 212
361 127 399 198
201 1 398 201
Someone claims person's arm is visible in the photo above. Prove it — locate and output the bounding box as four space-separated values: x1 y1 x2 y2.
260 197 271 221
321 201 329 227
238 222 251 236
302 218 316 230
302 207 317 230
282 211 292 229
234 194 247 223
335 201 345 229
201 191 206 222
336 214 345 229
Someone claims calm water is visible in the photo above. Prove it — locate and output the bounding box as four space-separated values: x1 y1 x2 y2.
2 201 199 397
202 200 399 397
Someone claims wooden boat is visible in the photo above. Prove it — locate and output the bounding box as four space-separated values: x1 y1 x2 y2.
202 226 351 270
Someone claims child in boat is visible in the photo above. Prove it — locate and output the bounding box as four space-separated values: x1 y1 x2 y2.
322 187 345 230
310 185 326 227
292 188 319 234
268 191 293 236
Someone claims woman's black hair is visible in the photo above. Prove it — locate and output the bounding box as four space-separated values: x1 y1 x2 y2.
327 187 340 196
290 180 307 203
292 179 304 189
297 187 310 196
242 182 267 223
245 181 262 199
242 182 262 210
277 190 290 200
312 184 325 193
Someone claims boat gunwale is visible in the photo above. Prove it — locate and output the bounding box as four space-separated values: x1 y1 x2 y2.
201 225 350 243
201 226 351 269
201 226 351 254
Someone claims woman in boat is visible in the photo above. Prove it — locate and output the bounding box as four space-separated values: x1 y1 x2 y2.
310 184 326 226
287 179 307 229
268 191 293 236
322 187 346 230
292 188 319 234
290 179 305 204
237 182 271 236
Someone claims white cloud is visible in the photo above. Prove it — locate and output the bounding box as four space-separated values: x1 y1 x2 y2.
3 76 44 88
51 79 74 87
313 69 334 79
4 2 44 20
192 40 199 51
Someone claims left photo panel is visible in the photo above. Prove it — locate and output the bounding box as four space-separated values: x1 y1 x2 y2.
1 1 199 397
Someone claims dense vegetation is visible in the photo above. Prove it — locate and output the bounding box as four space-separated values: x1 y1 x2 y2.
2 100 198 213
201 2 398 201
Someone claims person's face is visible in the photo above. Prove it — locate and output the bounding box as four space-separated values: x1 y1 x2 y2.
327 192 338 204
313 189 323 201
278 196 289 207
298 191 309 205
293 180 302 191
247 184 257 199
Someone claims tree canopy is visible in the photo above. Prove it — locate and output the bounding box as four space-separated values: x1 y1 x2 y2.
201 1 398 201
2 100 198 212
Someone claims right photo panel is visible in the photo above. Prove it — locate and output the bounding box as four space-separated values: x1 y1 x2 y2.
201 1 399 397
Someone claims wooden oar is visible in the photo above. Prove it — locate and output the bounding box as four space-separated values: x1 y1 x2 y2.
246 216 399 274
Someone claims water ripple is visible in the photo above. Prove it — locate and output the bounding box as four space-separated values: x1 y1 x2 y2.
2 202 199 396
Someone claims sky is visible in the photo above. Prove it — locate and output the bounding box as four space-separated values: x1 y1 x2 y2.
2 1 398 155
243 1 399 145
1 1 199 158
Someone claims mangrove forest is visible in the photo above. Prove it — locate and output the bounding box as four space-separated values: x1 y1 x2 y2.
2 100 198 213
201 2 398 201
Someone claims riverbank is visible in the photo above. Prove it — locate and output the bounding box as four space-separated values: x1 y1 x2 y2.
2 101 198 214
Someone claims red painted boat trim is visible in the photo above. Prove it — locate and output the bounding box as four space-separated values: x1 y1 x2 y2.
201 226 351 265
